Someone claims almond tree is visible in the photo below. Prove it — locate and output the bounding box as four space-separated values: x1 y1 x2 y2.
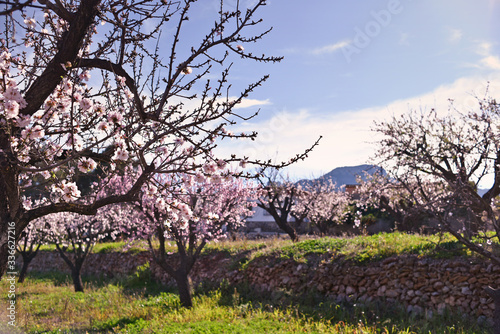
354 172 431 232
125 169 260 308
292 179 350 235
374 96 500 332
42 206 126 292
0 0 319 278
256 168 302 241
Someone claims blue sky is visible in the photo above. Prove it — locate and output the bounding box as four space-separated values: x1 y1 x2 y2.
189 0 500 179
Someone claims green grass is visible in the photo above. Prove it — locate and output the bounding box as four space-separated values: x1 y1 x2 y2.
0 270 487 333
241 232 469 267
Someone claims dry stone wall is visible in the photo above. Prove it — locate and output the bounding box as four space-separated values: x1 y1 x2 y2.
226 255 498 319
18 251 150 278
22 251 499 320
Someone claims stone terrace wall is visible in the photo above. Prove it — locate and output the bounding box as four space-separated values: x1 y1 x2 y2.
224 255 498 319
22 251 499 320
18 251 151 278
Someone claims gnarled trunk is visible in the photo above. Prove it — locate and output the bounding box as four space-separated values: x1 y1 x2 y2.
272 212 299 242
174 269 193 308
71 267 84 293
0 222 10 281
18 252 38 283
280 221 299 242
56 245 87 292
0 130 20 281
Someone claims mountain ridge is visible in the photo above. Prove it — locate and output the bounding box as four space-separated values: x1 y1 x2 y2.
297 164 385 187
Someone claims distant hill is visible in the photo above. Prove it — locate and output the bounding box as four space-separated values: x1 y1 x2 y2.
299 165 491 196
298 164 386 188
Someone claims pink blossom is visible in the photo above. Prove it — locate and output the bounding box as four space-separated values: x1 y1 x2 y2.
3 100 19 119
177 202 192 219
21 125 45 140
117 76 126 86
113 149 129 161
236 45 244 52
195 172 206 183
208 212 219 220
182 174 194 186
174 137 184 145
30 125 45 139
182 66 192 75
24 17 36 29
216 159 228 170
78 157 97 173
40 170 51 179
178 218 189 230
79 70 91 81
97 121 110 133
124 89 134 100
3 86 27 108
79 98 93 111
23 197 32 210
0 51 11 71
144 184 158 197
203 163 217 174
73 92 82 102
62 80 73 93
64 133 84 150
59 180 81 201
15 115 31 128
210 173 222 184
94 103 104 115
108 111 123 124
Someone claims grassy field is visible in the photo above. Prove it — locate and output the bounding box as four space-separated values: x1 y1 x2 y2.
0 232 493 333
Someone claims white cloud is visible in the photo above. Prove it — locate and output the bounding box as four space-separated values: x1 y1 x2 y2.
481 55 500 70
447 28 463 43
214 74 500 180
473 41 500 70
476 41 493 56
232 98 271 109
310 40 352 55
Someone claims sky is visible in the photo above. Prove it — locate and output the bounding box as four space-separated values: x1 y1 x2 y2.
183 1 500 180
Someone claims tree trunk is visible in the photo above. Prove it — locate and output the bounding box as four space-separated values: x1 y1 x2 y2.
486 287 500 334
0 222 10 281
0 132 20 281
55 246 86 292
174 269 193 308
18 253 35 283
71 266 84 293
277 219 299 242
